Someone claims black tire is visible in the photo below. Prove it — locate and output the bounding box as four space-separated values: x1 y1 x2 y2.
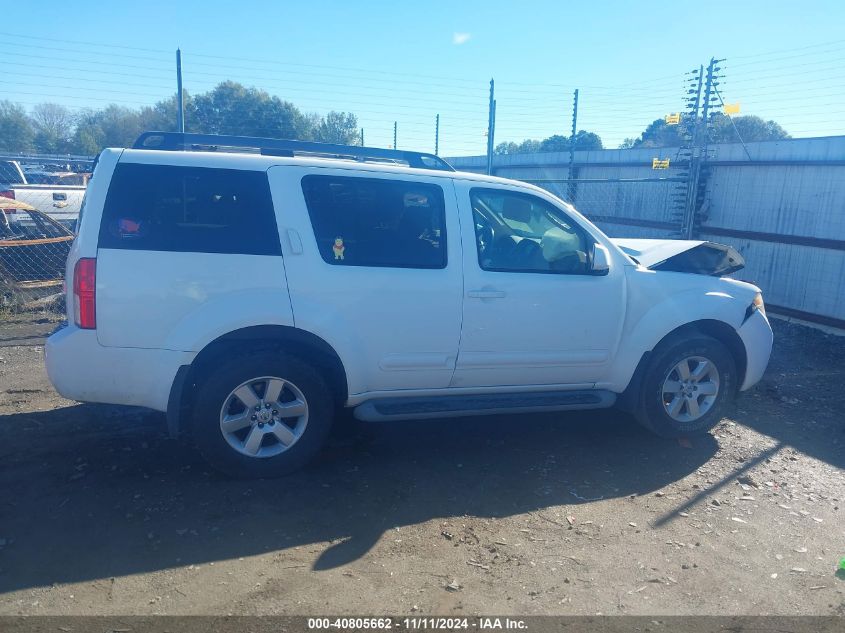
636 334 736 438
191 351 334 478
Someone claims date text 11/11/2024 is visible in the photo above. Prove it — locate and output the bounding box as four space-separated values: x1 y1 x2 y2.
306 617 528 630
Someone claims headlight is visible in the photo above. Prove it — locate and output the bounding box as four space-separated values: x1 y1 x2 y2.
746 292 766 321
752 292 766 316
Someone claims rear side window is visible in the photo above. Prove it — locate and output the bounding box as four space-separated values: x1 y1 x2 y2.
99 163 281 255
301 175 446 269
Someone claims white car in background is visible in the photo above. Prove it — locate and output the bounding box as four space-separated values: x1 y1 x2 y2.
0 160 86 229
45 132 773 478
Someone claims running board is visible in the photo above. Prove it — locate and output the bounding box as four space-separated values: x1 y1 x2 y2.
353 390 616 422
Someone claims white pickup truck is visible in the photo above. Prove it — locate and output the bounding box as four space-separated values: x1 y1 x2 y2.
0 159 86 229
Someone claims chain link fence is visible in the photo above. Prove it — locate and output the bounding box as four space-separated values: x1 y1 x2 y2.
524 176 687 239
1 156 90 316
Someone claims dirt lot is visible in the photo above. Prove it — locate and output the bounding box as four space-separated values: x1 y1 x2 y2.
0 314 843 616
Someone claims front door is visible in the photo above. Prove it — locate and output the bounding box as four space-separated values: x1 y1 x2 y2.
452 182 625 388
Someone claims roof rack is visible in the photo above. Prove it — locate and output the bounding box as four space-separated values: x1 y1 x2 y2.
132 132 455 172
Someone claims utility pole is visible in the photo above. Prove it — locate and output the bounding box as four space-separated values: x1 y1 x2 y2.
679 66 704 239
701 58 717 137
567 88 579 202
176 48 185 133
683 58 722 238
393 121 397 149
360 128 364 146
689 65 704 147
435 114 440 156
492 99 496 152
486 78 495 175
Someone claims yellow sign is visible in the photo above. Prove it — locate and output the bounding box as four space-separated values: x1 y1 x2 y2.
664 113 681 125
652 158 670 170
723 102 741 115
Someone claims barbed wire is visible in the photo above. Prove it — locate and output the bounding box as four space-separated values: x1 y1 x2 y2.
1 28 844 154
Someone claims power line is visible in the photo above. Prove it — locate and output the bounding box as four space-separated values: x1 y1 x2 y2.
0 80 170 99
728 36 845 60
726 45 845 69
2 69 173 91
0 31 701 93
0 30 175 54
0 30 564 90
727 60 845 81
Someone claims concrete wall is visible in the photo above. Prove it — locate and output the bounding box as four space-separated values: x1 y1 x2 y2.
448 136 845 326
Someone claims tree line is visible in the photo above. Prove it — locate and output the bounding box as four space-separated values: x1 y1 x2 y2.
0 79 790 156
618 114 790 149
495 130 605 155
496 114 789 155
0 81 360 155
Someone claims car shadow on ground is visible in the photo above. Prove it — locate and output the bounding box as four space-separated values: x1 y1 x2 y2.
726 320 845 473
2 319 842 595
647 320 845 527
0 404 717 593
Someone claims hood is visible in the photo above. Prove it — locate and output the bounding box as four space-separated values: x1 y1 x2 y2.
610 238 745 276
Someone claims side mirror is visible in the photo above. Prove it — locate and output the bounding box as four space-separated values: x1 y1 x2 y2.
590 244 611 275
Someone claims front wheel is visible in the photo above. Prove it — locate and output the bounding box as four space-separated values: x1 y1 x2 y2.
636 335 737 437
192 351 334 478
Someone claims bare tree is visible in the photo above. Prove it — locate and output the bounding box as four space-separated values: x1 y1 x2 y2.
30 103 74 153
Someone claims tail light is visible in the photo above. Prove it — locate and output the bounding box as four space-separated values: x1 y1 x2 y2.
0 190 14 199
73 257 96 329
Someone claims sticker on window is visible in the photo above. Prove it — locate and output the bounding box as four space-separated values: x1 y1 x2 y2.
332 236 345 260
111 217 147 239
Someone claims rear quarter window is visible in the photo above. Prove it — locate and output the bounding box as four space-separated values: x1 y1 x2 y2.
98 163 281 255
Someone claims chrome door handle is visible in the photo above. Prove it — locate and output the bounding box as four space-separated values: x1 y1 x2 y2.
467 289 506 299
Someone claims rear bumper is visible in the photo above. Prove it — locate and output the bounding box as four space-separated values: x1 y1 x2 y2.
45 325 194 412
737 309 773 391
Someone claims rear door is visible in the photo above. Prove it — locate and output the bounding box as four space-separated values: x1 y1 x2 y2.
268 166 463 395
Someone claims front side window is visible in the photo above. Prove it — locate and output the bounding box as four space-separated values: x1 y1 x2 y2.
302 175 446 269
99 163 281 255
471 188 591 274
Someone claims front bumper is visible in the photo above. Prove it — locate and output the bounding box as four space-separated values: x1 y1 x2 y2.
737 309 773 391
45 325 194 412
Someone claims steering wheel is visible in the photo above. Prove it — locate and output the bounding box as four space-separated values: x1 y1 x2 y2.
474 208 495 254
477 222 494 254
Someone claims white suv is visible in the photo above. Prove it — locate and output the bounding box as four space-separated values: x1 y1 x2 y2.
46 132 773 478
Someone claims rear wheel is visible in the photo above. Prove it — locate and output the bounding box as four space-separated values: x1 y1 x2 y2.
636 335 736 437
192 351 334 478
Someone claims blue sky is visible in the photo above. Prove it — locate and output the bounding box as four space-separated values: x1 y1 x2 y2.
2 0 844 156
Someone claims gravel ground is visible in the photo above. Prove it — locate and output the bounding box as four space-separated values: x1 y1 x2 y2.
0 314 843 616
